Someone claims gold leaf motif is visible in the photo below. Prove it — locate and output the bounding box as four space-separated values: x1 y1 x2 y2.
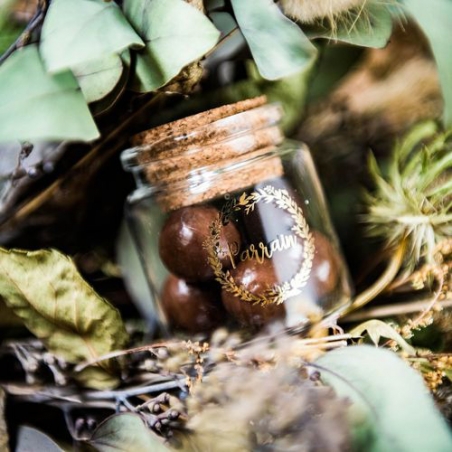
204 186 315 306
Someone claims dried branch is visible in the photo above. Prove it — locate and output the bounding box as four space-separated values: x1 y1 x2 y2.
0 0 49 66
341 240 407 317
0 92 167 231
344 298 452 323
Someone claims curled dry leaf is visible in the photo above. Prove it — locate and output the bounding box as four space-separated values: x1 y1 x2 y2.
350 319 416 355
0 248 129 389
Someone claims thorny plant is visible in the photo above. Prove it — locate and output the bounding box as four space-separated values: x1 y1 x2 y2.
341 124 452 393
365 122 452 264
343 122 452 317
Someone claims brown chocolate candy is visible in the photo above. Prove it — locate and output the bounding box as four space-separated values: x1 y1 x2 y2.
221 258 285 328
278 230 341 297
270 230 340 299
159 205 241 281
161 274 224 333
221 231 340 329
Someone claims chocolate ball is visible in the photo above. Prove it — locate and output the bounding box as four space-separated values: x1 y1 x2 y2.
159 205 241 281
266 230 339 297
221 258 285 328
270 230 340 299
161 274 224 333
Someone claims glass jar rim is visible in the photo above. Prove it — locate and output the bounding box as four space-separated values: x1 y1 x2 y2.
128 141 304 202
121 102 284 172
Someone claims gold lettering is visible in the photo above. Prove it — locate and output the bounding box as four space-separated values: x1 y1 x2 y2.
238 235 298 264
226 241 240 269
259 241 272 260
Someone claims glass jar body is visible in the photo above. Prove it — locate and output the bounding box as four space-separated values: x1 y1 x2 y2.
125 141 352 336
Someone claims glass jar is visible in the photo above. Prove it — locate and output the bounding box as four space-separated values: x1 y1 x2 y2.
121 96 352 337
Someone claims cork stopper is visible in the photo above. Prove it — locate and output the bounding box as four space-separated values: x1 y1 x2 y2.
131 96 268 147
125 97 285 211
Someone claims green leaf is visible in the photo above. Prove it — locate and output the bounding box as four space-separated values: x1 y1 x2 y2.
230 0 317 80
316 346 452 452
123 0 220 92
72 54 124 103
40 0 144 73
16 426 63 452
402 0 452 126
88 413 171 452
306 3 393 48
0 247 129 389
0 45 99 143
350 320 416 355
90 52 132 116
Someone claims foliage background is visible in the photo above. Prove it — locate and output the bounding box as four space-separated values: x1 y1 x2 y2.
0 0 451 451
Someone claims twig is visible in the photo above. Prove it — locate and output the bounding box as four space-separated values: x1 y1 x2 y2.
84 377 187 400
0 93 166 230
409 272 444 329
204 26 239 58
135 392 169 412
296 334 352 345
341 241 407 317
344 298 452 322
74 341 169 373
0 0 49 66
1 379 187 404
295 341 348 351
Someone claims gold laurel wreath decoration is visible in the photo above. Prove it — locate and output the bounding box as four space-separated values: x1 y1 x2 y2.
203 186 315 306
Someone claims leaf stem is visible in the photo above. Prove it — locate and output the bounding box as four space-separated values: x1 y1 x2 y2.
85 377 187 400
204 25 239 58
344 297 452 322
75 341 169 372
341 240 407 317
0 0 49 66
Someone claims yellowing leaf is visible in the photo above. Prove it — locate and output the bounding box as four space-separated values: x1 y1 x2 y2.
0 248 129 389
350 320 415 355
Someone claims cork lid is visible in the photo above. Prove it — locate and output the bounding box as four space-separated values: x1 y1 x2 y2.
123 97 285 211
131 96 268 147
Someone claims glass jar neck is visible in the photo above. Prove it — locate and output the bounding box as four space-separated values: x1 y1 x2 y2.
121 98 286 211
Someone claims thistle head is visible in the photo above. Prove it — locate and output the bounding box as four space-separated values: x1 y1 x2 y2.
364 122 452 265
